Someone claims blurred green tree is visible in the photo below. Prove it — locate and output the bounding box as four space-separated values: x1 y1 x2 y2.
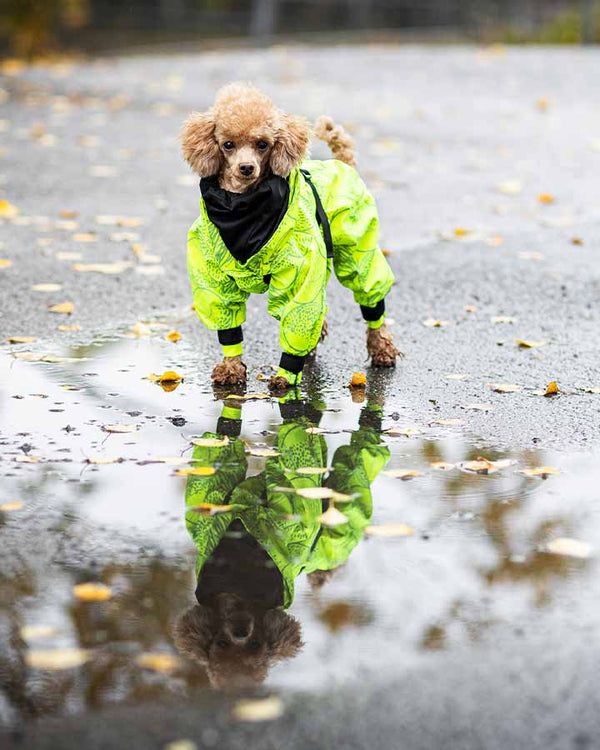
0 0 89 58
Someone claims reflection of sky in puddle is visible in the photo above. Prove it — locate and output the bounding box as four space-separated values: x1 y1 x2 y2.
1 335 599 713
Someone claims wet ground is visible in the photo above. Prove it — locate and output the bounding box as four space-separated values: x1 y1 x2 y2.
1 43 600 749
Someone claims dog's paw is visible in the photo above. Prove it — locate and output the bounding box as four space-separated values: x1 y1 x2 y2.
211 357 247 386
366 325 404 368
268 375 292 394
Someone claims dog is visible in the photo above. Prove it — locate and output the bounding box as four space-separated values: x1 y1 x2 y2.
181 82 401 392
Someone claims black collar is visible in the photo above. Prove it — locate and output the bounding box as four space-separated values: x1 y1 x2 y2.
200 174 290 265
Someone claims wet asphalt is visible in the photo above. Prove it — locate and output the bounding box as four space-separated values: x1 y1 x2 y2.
1 43 600 749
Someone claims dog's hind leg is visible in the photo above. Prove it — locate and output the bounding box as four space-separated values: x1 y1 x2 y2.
211 356 247 386
366 324 404 367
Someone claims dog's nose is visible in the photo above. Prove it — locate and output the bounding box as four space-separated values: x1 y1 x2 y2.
239 163 255 177
233 624 251 639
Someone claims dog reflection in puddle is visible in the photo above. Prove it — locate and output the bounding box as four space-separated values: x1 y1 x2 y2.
173 395 389 690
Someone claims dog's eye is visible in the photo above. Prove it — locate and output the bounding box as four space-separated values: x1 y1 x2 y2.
216 639 229 649
256 140 268 151
223 141 234 151
247 640 262 653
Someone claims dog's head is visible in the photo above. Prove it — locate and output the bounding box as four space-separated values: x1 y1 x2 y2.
173 593 303 690
181 82 310 192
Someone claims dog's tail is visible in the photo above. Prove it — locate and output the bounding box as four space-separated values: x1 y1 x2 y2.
314 116 356 167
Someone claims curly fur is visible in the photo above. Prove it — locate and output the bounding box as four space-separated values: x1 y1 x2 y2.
315 115 356 166
211 356 247 387
366 324 404 367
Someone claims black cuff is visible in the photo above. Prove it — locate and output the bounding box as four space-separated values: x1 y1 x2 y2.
218 326 243 346
216 417 242 438
360 299 385 322
359 407 383 432
279 352 306 375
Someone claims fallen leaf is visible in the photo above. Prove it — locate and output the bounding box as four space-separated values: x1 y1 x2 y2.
166 330 182 343
135 265 164 276
58 323 82 332
520 466 560 478
491 315 515 324
232 695 283 723
443 373 468 381
6 336 36 343
584 387 600 394
383 469 420 480
295 487 336 500
138 457 190 465
246 447 279 457
546 537 592 559
20 625 58 641
132 321 151 337
71 232 97 242
459 457 514 475
15 456 41 463
85 456 122 465
487 383 521 393
26 649 90 670
48 301 74 315
59 209 78 219
572 237 584 246
364 523 414 538
89 165 118 178
55 251 83 261
73 582 112 601
536 97 549 111
349 372 367 387
190 437 229 448
102 424 138 434
316 506 349 527
30 283 62 292
224 392 270 401
0 501 23 511
110 231 140 242
454 227 469 237
515 339 547 349
430 418 466 426
430 462 455 471
13 353 84 363
189 502 233 515
385 427 421 437
174 466 216 477
164 740 197 750
466 402 493 411
0 200 19 218
485 236 504 247
544 381 559 397
496 180 522 195
95 215 143 227
538 193 555 204
135 653 180 673
463 305 477 313
518 252 543 261
423 318 449 328
294 466 329 475
147 371 183 385
0 259 12 268
73 261 132 274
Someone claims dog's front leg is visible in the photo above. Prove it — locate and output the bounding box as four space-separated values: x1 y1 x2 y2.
211 355 247 386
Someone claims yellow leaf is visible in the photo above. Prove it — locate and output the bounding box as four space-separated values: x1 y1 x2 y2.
520 466 560 478
59 209 78 219
538 193 555 204
55 251 82 261
430 418 466 426
546 537 592 559
48 301 74 315
383 469 420 480
26 648 90 670
454 227 469 237
71 232 98 242
15 455 40 463
463 305 477 313
536 97 549 111
148 371 183 384
189 503 233 516
246 447 280 457
102 424 138 434
174 466 216 477
316 506 349 527
135 653 181 673
132 321 151 337
515 339 547 349
459 457 514 475
73 262 131 274
85 456 122 465
365 523 414 538
466 402 493 411
232 695 284 723
0 200 19 218
58 324 82 332
349 372 367 387
385 427 421 437
30 283 62 292
190 437 229 448
496 180 522 195
73 582 112 601
0 259 12 268
6 336 36 343
0 501 23 511
487 383 521 393
572 237 584 246
224 392 270 401
423 318 449 328
166 330 182 343
544 381 559 396
491 315 515 324
430 462 455 471
295 466 329 475
295 487 336 500
305 426 327 434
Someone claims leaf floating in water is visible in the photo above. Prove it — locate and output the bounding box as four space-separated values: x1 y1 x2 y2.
30 283 62 292
190 503 233 516
246 447 280 457
135 653 181 673
166 330 182 343
48 301 74 315
174 466 216 477
423 318 449 328
496 180 522 195
295 466 329 475
487 383 521 393
132 321 151 337
520 466 560 478
430 462 455 471
26 649 91 670
225 392 271 401
0 501 23 511
317 506 348 527
102 424 138 434
73 583 112 601
147 371 183 392
349 372 367 387
138 456 189 465
383 469 420 480
190 437 229 448
515 339 547 349
491 316 516 324
538 193 555 204
365 523 414 538
385 427 421 437
85 456 122 465
15 456 40 463
295 486 336 500
544 381 559 397
546 537 592 559
232 695 284 723
6 336 36 343
459 457 514 475
584 387 600 394
305 426 328 434
430 418 466 426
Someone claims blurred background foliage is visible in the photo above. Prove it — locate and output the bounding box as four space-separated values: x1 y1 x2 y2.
0 0 598 59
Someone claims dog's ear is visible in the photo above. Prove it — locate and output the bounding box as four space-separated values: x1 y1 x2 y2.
172 604 213 665
263 609 303 660
270 113 311 177
181 111 221 177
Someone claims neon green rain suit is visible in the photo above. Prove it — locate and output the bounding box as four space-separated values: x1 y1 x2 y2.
187 160 395 384
183 401 390 608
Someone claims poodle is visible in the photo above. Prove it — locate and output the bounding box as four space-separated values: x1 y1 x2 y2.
182 82 401 392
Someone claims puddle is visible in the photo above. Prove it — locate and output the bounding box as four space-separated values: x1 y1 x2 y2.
1 331 599 724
